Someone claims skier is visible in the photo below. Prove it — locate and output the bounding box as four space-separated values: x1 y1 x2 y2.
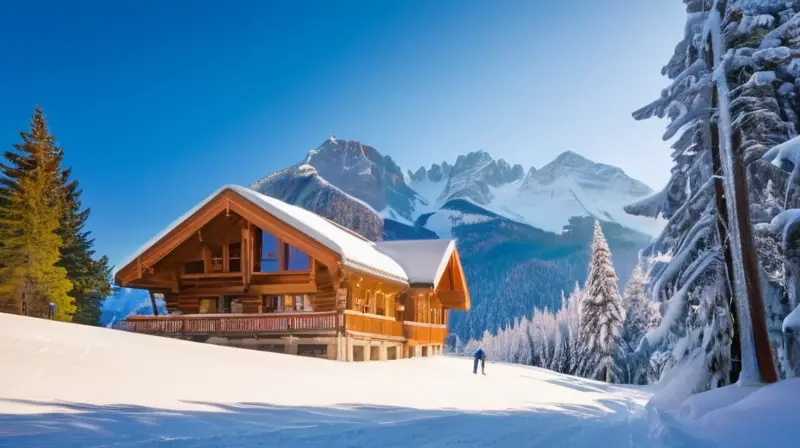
473 347 486 374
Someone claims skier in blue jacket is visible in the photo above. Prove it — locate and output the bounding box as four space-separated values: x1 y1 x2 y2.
473 347 486 374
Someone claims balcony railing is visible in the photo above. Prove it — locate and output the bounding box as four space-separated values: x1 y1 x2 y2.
114 310 445 343
114 311 341 335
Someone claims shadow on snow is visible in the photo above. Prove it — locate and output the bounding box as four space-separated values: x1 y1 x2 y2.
0 397 718 448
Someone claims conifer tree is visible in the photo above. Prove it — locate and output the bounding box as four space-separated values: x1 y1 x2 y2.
576 221 627 383
622 264 650 351
57 177 112 325
0 108 74 319
567 281 582 374
621 264 651 384
0 156 73 318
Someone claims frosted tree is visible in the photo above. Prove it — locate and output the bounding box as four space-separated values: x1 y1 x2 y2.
627 0 800 388
621 264 651 384
566 282 583 374
550 294 571 373
576 221 627 383
622 264 650 351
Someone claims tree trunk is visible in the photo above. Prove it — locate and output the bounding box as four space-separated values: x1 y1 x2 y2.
730 130 778 383
707 34 741 384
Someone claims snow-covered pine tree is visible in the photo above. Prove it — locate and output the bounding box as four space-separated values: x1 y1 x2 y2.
512 317 533 365
622 264 651 384
567 281 582 374
551 294 571 373
627 0 800 387
622 264 650 351
576 221 627 383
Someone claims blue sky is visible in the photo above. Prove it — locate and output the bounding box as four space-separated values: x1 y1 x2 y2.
0 0 685 269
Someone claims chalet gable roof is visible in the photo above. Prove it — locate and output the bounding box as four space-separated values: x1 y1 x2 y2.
116 185 408 283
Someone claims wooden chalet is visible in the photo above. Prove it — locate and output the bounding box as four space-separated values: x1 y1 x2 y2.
113 185 470 361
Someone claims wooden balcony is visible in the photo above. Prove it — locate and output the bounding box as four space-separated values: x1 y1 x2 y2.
114 311 341 336
403 321 448 345
114 310 445 346
343 310 403 338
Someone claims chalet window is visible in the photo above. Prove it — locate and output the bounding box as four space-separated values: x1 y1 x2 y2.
365 291 374 314
287 245 310 271
217 296 233 313
376 292 386 316
260 231 280 272
294 295 304 311
298 344 327 357
210 246 223 272
263 295 283 312
184 260 204 274
228 243 242 273
199 298 215 314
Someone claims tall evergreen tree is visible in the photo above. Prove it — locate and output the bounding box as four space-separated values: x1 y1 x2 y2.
622 264 651 384
0 109 73 318
622 264 650 351
58 177 112 325
567 281 583 374
1 107 110 323
576 221 627 383
628 0 800 389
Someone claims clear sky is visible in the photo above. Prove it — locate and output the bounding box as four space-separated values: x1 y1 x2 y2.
0 0 686 269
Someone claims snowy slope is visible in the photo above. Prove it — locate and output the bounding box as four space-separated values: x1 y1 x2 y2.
2 314 798 447
0 314 645 447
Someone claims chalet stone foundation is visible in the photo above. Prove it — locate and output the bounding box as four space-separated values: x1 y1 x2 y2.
181 334 440 362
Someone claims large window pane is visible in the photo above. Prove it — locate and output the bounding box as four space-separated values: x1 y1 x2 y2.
261 231 279 272
287 244 310 271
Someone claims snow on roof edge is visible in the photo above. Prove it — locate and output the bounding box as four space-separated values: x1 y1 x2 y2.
373 239 457 286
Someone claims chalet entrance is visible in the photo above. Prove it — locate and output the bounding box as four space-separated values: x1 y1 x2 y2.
113 185 471 361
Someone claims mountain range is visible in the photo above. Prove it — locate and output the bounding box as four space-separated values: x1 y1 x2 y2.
249 137 663 340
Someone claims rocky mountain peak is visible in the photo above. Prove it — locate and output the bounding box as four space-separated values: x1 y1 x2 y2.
298 138 418 221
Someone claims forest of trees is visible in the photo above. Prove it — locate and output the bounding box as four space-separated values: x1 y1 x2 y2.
0 107 111 324
460 221 663 384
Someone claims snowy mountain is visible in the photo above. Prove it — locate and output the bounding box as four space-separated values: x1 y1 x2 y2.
410 149 664 237
251 163 385 241
300 137 422 223
409 151 525 208
244 139 659 340
99 288 166 328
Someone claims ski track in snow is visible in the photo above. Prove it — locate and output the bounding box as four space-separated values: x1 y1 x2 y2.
0 314 705 448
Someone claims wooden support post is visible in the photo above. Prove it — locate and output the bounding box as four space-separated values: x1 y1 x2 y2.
730 130 778 383
202 245 211 274
706 33 741 383
148 291 160 316
242 227 251 287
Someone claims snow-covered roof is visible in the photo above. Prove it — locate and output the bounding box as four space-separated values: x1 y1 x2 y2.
374 239 456 286
117 185 409 284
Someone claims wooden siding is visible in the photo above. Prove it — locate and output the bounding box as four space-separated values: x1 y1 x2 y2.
403 321 448 345
343 310 403 338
